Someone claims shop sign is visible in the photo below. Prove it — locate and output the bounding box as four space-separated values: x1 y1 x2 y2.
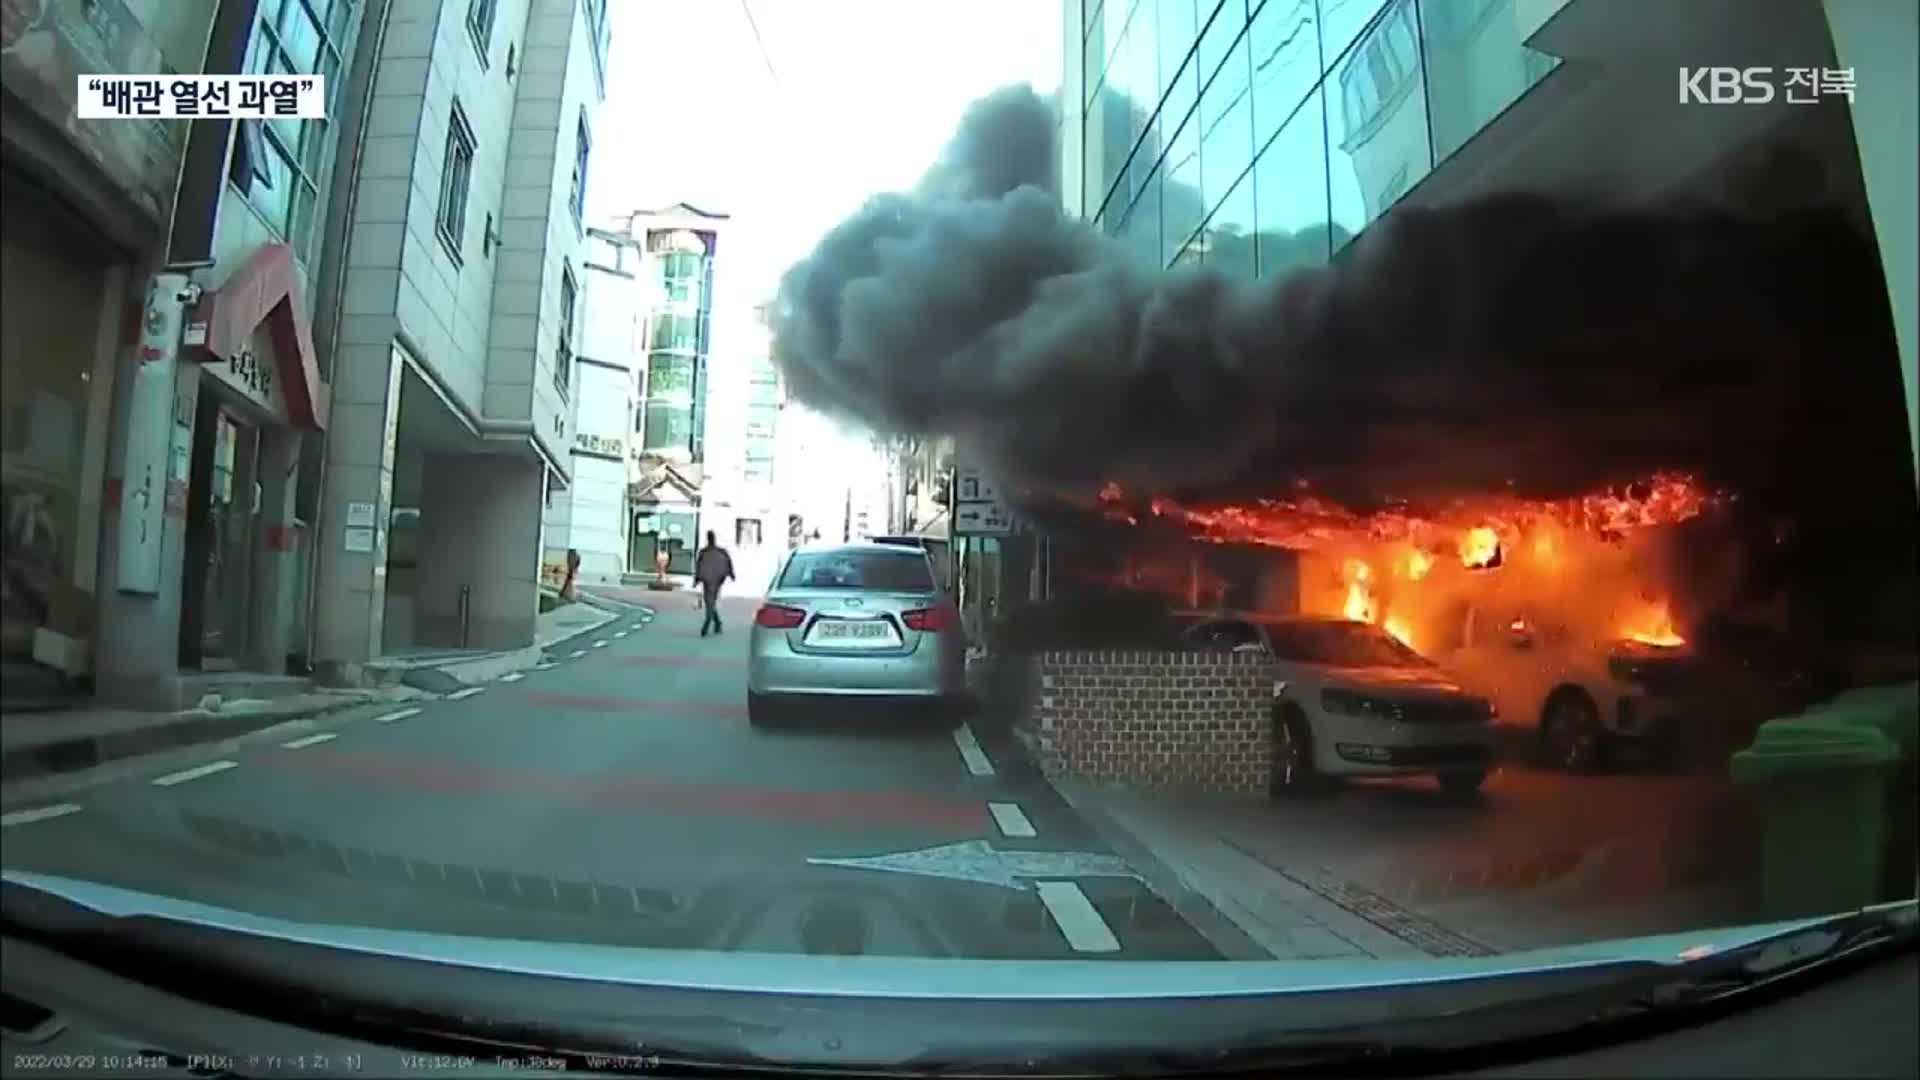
0 0 187 227
574 431 625 458
204 324 288 421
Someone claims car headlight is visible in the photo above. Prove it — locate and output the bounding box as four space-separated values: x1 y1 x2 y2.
1321 688 1395 717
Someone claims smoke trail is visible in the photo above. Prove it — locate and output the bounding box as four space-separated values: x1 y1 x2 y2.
769 84 1899 508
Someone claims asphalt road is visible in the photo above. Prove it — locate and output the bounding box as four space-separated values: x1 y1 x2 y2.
0 593 1222 962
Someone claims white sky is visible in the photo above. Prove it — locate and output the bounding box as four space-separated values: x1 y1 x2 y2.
591 0 1062 310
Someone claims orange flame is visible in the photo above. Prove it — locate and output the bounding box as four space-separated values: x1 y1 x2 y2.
1401 549 1434 581
1342 559 1375 623
1531 528 1559 568
1093 472 1721 554
1384 614 1416 650
1459 526 1501 568
1622 599 1686 647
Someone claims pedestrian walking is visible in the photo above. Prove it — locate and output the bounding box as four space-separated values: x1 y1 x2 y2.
694 531 736 637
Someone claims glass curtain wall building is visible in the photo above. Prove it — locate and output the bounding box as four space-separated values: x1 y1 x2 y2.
1069 0 1559 273
640 228 718 462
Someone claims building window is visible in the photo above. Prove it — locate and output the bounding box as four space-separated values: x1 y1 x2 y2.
570 111 592 225
585 0 610 86
234 0 354 260
467 0 497 62
556 267 578 399
736 519 763 547
437 100 477 263
645 353 695 399
659 251 703 303
648 312 701 353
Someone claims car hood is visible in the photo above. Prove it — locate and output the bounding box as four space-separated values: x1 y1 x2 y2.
0 868 1840 999
1322 666 1474 697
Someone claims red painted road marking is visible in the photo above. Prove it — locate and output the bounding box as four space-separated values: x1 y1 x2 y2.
520 690 746 719
263 748 987 832
607 655 745 670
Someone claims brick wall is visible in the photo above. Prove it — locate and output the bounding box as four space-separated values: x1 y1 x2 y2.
1031 650 1276 793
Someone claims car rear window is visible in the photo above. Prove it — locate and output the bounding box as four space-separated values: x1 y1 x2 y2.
779 550 936 592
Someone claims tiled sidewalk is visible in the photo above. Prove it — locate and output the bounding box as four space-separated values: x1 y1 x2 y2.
1050 770 1761 960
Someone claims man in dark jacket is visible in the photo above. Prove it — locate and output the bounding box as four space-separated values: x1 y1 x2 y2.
694 531 736 637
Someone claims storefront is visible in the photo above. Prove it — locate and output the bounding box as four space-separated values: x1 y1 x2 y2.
2 0 193 711
0 171 124 707
175 242 329 676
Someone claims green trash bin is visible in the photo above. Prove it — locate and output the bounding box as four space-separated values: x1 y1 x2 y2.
1730 717 1899 921
1818 683 1920 901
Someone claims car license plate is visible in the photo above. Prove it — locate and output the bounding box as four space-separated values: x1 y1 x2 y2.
810 619 896 646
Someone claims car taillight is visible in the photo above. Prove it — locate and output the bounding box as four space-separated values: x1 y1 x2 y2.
755 604 806 629
901 607 952 632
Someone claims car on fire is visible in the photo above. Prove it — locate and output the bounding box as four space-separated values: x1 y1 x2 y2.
1434 607 1825 774
1179 613 1498 798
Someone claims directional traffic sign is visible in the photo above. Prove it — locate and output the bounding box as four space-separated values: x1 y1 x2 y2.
952 460 1017 537
807 839 1138 891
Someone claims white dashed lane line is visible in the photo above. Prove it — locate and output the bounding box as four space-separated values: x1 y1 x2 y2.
614 630 629 639
281 733 337 750
2 803 83 828
499 672 525 682
1035 881 1121 953
375 707 422 724
569 649 588 659
952 724 996 777
446 686 486 701
988 802 1035 838
592 640 609 649
152 761 238 787
535 662 559 671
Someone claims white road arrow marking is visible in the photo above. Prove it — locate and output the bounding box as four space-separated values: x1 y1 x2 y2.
806 839 1136 892
1037 881 1121 952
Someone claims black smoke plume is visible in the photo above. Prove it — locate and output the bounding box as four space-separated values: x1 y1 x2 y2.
769 85 1909 514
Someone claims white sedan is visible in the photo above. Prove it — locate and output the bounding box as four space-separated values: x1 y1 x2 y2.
1181 614 1498 798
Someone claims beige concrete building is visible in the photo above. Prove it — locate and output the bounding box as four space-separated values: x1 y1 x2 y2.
315 0 610 663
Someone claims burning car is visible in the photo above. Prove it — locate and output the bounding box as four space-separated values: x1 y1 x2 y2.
1080 472 1841 775
1438 607 1693 773
1179 612 1497 798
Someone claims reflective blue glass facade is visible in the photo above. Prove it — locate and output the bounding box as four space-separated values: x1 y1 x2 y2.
1070 0 1560 271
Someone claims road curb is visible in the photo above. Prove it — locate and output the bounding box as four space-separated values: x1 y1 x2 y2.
392 595 651 692
976 728 1270 962
0 600 657 785
0 697 371 784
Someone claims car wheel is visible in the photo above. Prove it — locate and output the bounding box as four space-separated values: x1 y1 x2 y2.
1438 768 1488 800
747 692 778 730
1542 689 1605 773
1269 708 1325 797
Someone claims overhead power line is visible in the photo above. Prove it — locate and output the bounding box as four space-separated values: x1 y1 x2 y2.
738 0 782 90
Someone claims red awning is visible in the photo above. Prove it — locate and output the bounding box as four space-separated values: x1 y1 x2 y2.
190 242 330 430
